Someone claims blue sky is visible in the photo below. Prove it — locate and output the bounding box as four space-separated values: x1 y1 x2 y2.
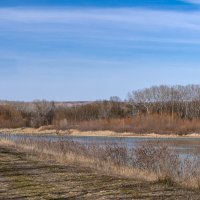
1 0 200 101
0 0 196 8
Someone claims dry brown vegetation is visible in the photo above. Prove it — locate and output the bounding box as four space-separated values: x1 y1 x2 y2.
1 142 200 199
3 85 200 135
77 114 200 134
0 105 25 128
1 135 200 189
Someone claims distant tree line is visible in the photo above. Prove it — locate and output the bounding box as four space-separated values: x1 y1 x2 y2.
0 99 132 128
128 85 200 120
1 85 200 133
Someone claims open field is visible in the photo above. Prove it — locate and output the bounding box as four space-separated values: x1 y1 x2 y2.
1 143 200 199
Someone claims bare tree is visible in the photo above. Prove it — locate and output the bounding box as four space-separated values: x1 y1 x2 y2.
32 100 55 127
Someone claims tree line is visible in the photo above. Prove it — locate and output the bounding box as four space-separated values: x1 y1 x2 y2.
128 85 200 120
1 84 200 133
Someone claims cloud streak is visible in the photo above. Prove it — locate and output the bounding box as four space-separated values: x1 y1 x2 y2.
183 0 200 5
1 6 200 100
1 7 200 30
1 8 200 49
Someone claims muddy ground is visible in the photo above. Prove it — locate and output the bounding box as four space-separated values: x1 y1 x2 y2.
0 145 200 200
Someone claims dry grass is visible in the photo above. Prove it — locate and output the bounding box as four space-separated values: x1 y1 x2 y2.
0 138 14 146
1 135 200 189
1 144 199 199
77 114 200 135
0 127 71 135
2 114 200 136
7 138 156 182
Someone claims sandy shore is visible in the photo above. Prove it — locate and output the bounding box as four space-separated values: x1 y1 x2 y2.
0 127 200 138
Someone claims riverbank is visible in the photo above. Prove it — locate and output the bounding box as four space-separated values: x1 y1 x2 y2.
0 127 200 138
0 142 200 199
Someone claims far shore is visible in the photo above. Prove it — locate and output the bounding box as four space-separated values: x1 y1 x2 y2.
0 127 200 138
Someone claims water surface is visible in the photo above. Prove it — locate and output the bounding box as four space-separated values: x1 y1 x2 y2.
1 133 200 157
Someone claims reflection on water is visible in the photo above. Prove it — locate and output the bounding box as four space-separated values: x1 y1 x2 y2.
1 133 200 157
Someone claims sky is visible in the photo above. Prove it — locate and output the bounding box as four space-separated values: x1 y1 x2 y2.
1 0 200 101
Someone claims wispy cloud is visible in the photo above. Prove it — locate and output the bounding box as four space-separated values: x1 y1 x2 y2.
1 7 200 100
1 8 200 46
0 7 200 30
1 8 200 64
183 0 200 5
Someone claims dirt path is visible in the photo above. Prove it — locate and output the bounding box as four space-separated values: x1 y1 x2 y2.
0 145 200 200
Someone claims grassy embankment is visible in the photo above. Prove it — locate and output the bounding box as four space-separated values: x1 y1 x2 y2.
1 135 200 191
1 138 200 199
